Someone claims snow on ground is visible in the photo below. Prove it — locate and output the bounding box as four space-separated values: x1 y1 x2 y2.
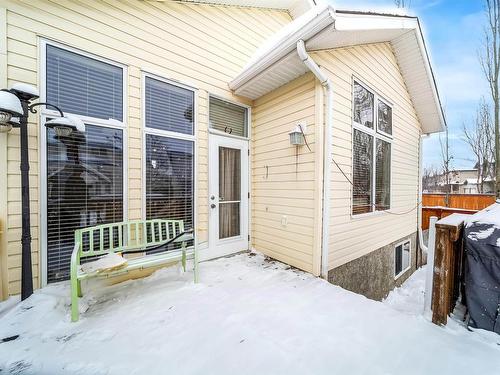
1 253 499 375
383 267 426 316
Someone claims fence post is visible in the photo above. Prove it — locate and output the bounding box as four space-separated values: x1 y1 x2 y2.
424 216 438 318
431 214 467 325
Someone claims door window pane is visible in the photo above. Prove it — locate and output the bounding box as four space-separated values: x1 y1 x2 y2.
209 97 248 137
219 147 241 202
46 125 123 282
145 77 194 135
145 135 194 230
378 100 392 135
218 147 241 239
219 203 240 239
353 81 374 128
375 139 391 211
46 45 123 121
352 129 373 215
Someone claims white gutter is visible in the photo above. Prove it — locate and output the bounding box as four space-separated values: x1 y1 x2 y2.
229 5 335 91
297 39 332 279
418 134 428 253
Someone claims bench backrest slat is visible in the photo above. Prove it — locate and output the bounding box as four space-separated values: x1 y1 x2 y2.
74 219 186 258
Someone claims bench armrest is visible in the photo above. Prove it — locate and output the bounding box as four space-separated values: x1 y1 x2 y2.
70 242 81 278
173 233 194 243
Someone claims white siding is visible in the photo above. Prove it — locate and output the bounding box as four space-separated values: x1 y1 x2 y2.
312 43 421 269
0 0 291 296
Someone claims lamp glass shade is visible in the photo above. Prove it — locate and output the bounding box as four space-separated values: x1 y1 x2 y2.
0 91 23 117
0 111 12 125
289 131 305 146
45 115 85 136
0 123 12 133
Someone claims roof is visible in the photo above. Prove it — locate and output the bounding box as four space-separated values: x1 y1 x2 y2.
175 0 315 18
229 5 446 134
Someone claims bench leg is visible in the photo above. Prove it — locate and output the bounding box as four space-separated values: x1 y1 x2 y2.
71 277 79 322
77 280 83 298
181 242 187 272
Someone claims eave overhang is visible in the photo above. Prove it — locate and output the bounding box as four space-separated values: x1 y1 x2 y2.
229 6 446 134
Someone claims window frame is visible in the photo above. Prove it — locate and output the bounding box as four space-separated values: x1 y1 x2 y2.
39 38 128 286
394 239 411 279
351 78 393 218
208 94 251 141
141 71 198 228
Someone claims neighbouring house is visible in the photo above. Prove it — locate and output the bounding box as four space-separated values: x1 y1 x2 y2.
0 0 445 302
426 169 495 194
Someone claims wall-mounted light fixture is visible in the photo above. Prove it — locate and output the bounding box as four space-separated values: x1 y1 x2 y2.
289 123 306 146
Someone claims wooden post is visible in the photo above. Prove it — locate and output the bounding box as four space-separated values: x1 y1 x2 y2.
431 213 469 325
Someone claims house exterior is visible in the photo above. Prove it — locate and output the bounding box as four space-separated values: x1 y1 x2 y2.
426 169 495 194
0 0 445 302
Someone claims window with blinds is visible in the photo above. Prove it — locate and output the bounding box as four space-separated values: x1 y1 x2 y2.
376 139 391 210
353 129 373 215
145 77 194 135
145 135 194 228
46 125 123 282
144 77 195 239
352 80 392 215
46 45 123 121
209 97 248 137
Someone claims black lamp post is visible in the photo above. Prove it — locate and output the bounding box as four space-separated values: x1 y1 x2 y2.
0 83 84 300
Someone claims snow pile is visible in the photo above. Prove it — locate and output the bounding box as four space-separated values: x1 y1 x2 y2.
1 253 499 374
80 253 127 274
383 267 426 316
465 201 500 246
466 201 500 229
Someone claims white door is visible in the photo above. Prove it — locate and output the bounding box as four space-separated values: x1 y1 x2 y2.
208 134 249 258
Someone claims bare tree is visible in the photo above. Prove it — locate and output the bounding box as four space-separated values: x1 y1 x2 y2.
394 0 411 8
462 98 495 193
439 121 454 197
480 0 500 197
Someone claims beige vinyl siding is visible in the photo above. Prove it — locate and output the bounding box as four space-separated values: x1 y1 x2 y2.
0 0 291 296
311 43 421 270
251 73 321 275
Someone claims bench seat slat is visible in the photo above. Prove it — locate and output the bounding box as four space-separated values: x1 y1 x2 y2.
76 248 195 280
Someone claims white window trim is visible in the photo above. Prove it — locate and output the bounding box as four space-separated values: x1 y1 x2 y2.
208 94 251 141
141 72 198 235
39 38 128 286
351 78 393 218
394 239 411 279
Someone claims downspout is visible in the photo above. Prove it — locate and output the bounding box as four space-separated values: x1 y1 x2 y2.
418 134 428 254
297 39 333 279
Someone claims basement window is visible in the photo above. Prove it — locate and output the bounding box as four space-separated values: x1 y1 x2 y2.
394 240 411 278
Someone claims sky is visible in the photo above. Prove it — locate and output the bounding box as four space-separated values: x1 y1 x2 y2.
330 0 488 171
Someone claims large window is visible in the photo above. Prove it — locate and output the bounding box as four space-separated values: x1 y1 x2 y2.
352 81 392 215
144 76 195 234
46 45 123 121
44 43 125 283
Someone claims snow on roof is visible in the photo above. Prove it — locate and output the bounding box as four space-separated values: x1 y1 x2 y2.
466 201 500 228
175 0 314 17
230 5 446 134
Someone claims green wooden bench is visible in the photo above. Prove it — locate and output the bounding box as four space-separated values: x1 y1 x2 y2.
70 219 198 322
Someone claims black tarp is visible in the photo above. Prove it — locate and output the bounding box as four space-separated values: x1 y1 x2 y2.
464 223 500 334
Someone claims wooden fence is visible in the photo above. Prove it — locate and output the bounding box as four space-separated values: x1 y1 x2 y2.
421 194 495 230
423 193 496 210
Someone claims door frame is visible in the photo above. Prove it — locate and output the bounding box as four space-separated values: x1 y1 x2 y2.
207 133 250 259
